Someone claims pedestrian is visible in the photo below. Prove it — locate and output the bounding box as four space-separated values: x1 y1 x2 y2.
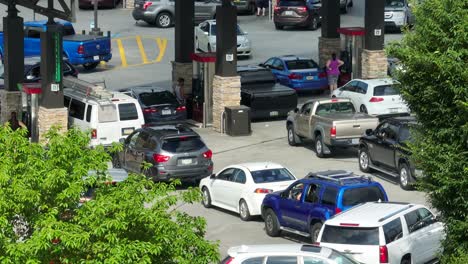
326 53 344 96
6 111 26 131
256 0 268 16
174 77 186 104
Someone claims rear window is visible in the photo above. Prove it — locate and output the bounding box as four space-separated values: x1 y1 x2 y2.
118 103 139 121
161 136 205 153
342 186 386 207
63 25 75 36
69 99 86 120
315 102 355 116
373 85 399 96
251 169 295 183
279 0 306 6
321 225 379 245
285 59 319 70
138 91 178 106
98 104 118 123
321 187 338 207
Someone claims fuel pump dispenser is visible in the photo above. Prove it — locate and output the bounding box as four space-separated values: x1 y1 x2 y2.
19 83 41 142
190 52 216 128
337 27 365 86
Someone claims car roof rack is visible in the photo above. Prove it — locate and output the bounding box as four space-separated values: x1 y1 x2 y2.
306 170 372 185
378 204 414 222
63 76 114 105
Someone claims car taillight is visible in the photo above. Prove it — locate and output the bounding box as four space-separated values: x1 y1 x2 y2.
224 257 234 264
335 207 342 214
153 154 170 163
254 188 273 194
77 45 84 54
379 245 389 263
143 1 152 10
288 73 302 80
330 126 336 138
203 149 213 159
369 97 384 102
313 242 320 246
176 106 186 112
143 108 157 113
297 6 307 12
91 129 97 139
318 72 327 78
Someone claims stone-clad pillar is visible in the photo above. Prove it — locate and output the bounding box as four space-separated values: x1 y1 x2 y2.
38 107 68 141
318 0 341 67
362 0 387 79
212 76 241 132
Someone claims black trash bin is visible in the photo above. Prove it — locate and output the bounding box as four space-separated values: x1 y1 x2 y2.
225 105 251 136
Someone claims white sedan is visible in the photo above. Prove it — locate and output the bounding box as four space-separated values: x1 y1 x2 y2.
332 78 410 116
195 20 252 57
199 162 296 221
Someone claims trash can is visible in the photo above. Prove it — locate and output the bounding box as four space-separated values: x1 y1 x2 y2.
225 105 251 136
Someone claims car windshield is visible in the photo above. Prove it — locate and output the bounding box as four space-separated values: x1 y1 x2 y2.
161 136 205 153
138 91 178 106
342 186 386 207
321 225 380 245
373 85 399 96
385 0 405 7
251 168 295 183
286 59 319 70
315 102 356 116
210 24 244 35
329 250 360 264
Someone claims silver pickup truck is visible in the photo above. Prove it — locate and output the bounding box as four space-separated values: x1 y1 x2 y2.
286 98 379 157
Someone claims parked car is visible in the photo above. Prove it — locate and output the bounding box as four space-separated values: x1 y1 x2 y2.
0 20 112 70
113 124 213 183
387 57 404 77
200 162 297 221
119 86 186 126
274 0 322 30
286 98 379 157
232 0 256 14
332 78 410 118
359 116 422 190
340 0 353 13
238 65 298 119
317 202 445 264
260 55 328 92
221 244 359 264
261 170 388 242
0 56 78 89
195 20 252 57
384 0 415 31
79 0 120 9
132 0 219 28
80 169 129 203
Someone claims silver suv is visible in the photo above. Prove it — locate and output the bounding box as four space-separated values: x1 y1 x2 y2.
132 0 219 28
384 0 415 31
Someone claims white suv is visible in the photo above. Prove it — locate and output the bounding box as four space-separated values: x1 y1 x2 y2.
317 202 445 264
221 244 359 264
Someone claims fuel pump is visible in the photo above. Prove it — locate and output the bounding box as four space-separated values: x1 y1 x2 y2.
190 52 216 128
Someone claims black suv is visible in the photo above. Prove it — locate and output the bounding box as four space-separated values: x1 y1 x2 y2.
114 124 213 183
358 116 421 190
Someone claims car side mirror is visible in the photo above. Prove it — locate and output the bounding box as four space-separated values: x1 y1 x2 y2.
119 138 126 144
210 174 216 179
365 129 373 136
294 108 299 113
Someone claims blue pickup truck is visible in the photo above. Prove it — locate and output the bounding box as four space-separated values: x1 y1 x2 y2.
0 20 112 70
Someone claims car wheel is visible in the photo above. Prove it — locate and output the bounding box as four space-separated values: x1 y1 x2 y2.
275 23 283 30
287 124 301 146
264 209 281 237
309 16 319 30
399 163 414 191
315 135 328 158
112 154 121 168
359 147 372 173
360 105 368 114
83 62 99 70
202 187 212 208
239 200 251 221
310 222 323 243
156 12 172 28
400 256 411 264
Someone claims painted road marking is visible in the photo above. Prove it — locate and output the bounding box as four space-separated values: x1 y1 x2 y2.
155 38 167 62
109 36 168 69
136 35 149 64
116 38 128 68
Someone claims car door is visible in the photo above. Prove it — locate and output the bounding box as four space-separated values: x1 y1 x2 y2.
295 183 322 233
353 81 369 109
122 131 141 172
413 208 444 263
296 103 313 137
210 168 236 207
228 169 247 209
278 182 306 230
376 122 399 169
335 80 357 98
272 59 288 85
132 131 151 173
368 121 392 166
403 208 438 263
195 0 215 21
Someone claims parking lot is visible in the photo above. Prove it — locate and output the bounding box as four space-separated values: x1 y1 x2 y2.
0 0 427 256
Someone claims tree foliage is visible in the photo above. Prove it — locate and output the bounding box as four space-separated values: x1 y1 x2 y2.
0 126 219 263
386 0 467 261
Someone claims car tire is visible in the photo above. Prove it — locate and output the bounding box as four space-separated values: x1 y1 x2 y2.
287 124 301 146
315 135 328 158
202 187 212 208
156 12 172 28
400 256 411 264
399 163 414 191
239 200 251 221
358 147 372 173
264 209 281 237
310 222 323 243
83 62 99 70
275 23 283 30
309 16 319 30
112 154 121 168
360 105 368 114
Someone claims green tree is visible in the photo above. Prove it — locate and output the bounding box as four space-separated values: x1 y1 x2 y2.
386 0 468 262
0 126 219 263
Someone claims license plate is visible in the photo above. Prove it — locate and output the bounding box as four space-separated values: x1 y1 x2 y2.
122 127 134 135
135 4 140 7
179 158 193 165
389 108 399 113
306 76 315 80
270 111 279 117
284 11 294 16
351 138 359 144
93 55 99 61
162 109 172 115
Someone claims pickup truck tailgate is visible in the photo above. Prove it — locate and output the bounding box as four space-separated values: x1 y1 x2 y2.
333 113 379 139
64 35 111 57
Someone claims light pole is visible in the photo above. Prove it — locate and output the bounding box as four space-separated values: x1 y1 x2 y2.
90 0 102 35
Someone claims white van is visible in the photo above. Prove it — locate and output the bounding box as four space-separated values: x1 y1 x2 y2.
64 88 144 147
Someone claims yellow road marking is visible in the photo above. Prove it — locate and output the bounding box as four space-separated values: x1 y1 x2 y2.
116 38 128 68
136 35 149 64
155 38 167 62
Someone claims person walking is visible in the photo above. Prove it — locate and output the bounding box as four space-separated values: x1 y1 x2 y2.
6 111 26 131
256 0 268 16
174 77 186 104
326 53 344 96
